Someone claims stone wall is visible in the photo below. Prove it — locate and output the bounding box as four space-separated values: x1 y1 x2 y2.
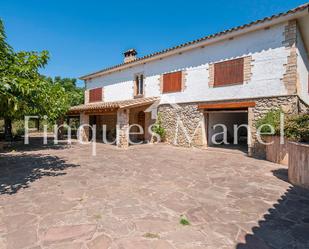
158 103 206 147
299 98 309 114
158 95 301 157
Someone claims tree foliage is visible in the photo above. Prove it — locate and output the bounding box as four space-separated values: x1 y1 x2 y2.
46 76 84 107
285 114 309 142
257 109 309 143
256 109 282 135
0 19 72 139
152 113 166 141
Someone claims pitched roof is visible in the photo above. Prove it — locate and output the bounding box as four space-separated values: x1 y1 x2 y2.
80 3 309 80
68 96 159 114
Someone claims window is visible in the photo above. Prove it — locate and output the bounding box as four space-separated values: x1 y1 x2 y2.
89 88 102 103
214 58 244 87
134 74 144 97
163 71 182 93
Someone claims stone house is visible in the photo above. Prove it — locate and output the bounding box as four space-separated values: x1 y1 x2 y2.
69 3 309 157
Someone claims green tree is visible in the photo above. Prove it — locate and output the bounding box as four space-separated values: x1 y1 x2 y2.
48 76 84 106
0 20 70 140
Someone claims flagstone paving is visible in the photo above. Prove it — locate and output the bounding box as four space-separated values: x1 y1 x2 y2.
0 141 309 249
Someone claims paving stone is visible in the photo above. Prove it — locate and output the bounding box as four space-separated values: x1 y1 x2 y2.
47 242 83 249
134 218 176 233
87 234 112 249
6 225 37 249
42 224 96 244
0 142 308 248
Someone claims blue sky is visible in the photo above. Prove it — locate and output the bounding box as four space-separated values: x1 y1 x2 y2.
1 0 307 86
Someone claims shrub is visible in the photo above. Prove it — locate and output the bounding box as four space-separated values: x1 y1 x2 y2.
179 215 190 226
0 119 4 132
285 114 309 142
152 113 166 142
12 120 25 136
256 109 283 135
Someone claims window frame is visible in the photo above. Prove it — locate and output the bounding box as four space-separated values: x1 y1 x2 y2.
162 71 183 94
89 87 103 103
213 58 245 87
134 73 145 98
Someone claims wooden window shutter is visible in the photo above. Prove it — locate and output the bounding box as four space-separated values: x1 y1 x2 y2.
214 58 244 87
89 88 102 102
163 71 182 93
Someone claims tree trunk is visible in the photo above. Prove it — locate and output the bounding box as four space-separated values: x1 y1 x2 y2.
4 118 13 141
57 118 64 140
36 118 40 131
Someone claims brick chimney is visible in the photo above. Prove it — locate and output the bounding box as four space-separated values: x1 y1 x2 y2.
123 49 137 63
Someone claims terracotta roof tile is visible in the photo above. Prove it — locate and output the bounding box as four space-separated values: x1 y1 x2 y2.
68 97 159 113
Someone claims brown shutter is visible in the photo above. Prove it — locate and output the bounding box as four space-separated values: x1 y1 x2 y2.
89 88 102 102
214 58 244 87
163 71 182 93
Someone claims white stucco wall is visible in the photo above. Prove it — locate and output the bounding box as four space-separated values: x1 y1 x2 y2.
297 29 309 104
86 22 290 104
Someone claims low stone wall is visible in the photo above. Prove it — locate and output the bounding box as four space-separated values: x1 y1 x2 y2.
265 136 288 165
249 95 299 158
288 142 309 188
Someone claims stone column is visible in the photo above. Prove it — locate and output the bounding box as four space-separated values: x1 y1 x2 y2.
84 90 89 104
203 112 208 147
248 107 255 157
80 112 90 142
191 109 207 147
117 108 130 148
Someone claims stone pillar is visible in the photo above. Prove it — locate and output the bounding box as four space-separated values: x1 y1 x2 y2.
117 108 130 148
191 109 207 147
202 112 208 147
84 90 89 104
80 112 90 142
248 107 255 157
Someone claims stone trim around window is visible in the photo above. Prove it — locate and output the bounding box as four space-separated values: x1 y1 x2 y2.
133 73 145 98
208 64 215 88
282 20 298 95
84 90 89 104
243 56 254 83
208 56 253 88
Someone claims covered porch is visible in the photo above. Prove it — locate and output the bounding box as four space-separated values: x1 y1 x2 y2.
68 97 159 148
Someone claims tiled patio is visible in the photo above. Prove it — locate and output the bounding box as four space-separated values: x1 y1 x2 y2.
0 140 309 249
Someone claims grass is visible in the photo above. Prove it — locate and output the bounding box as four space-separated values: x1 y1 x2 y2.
143 233 160 239
93 214 102 220
180 215 190 226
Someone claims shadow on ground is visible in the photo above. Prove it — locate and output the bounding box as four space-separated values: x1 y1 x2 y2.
0 152 79 195
2 136 73 152
237 168 309 249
